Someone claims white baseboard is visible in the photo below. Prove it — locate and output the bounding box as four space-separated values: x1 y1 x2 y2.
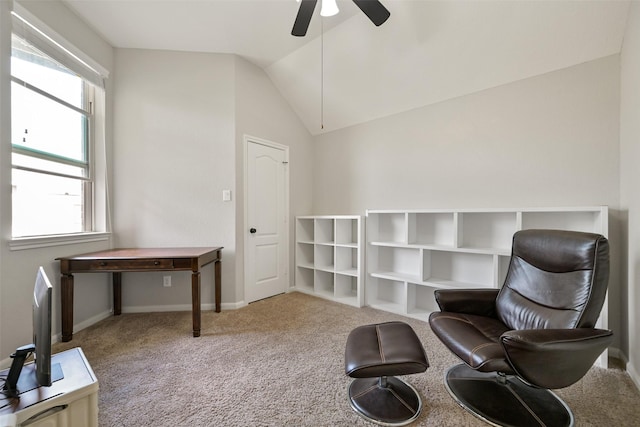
599 347 640 392
608 346 626 362
221 301 247 310
624 356 640 392
54 309 113 343
628 363 640 388
121 302 244 313
122 304 213 313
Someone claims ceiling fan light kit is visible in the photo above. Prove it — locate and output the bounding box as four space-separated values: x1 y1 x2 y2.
320 0 340 17
292 0 390 37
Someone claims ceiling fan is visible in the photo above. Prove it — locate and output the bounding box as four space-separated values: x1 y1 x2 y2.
292 0 391 37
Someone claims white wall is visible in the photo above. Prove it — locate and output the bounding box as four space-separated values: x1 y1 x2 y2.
620 1 640 389
112 49 236 309
0 0 114 363
313 55 623 351
234 57 314 302
112 50 314 309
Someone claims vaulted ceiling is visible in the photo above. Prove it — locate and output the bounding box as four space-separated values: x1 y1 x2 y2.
63 0 631 135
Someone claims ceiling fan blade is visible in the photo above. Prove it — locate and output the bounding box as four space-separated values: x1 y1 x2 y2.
292 0 318 37
352 0 390 26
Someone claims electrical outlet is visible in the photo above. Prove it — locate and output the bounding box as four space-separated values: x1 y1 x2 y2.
163 276 171 287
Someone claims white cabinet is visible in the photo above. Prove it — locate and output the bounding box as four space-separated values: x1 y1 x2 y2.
366 207 608 322
295 216 364 307
0 348 98 427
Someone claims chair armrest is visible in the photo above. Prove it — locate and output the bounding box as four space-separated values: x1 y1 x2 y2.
434 289 499 317
501 328 613 389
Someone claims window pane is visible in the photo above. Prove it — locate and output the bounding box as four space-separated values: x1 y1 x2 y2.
12 153 86 178
10 26 99 239
11 34 84 109
12 169 84 237
12 81 88 162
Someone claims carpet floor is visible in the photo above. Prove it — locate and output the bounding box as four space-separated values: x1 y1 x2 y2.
53 292 640 426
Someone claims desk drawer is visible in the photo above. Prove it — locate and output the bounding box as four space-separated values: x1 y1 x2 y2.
68 259 174 272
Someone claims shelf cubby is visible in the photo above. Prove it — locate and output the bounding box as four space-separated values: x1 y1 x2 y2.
495 254 511 287
458 212 517 251
314 270 335 298
296 242 314 268
314 218 334 244
424 251 495 288
336 218 358 246
373 245 422 281
368 212 406 243
314 244 334 271
335 246 358 276
295 266 314 293
335 275 358 302
409 212 455 247
520 210 606 233
296 218 315 242
366 277 406 314
407 284 439 321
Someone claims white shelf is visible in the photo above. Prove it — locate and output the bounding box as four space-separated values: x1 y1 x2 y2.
336 268 358 277
294 216 364 307
370 271 424 283
366 206 609 366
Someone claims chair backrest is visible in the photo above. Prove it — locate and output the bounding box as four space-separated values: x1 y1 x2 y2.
496 229 609 330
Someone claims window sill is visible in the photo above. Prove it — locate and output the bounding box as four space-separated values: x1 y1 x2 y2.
9 232 111 251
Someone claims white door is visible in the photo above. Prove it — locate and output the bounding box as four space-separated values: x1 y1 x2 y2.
245 138 289 303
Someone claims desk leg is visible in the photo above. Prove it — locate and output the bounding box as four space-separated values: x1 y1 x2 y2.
113 272 122 316
192 270 201 337
61 274 74 342
215 259 221 313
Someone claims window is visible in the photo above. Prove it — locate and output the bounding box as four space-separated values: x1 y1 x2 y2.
10 14 106 239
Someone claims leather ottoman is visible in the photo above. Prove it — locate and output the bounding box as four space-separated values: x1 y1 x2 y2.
345 321 429 426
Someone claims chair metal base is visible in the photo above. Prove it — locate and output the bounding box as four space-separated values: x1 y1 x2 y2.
444 364 574 427
348 376 422 426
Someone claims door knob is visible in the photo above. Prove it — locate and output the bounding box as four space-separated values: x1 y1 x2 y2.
250 228 257 234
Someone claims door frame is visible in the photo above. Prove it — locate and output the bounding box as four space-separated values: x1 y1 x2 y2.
243 135 290 303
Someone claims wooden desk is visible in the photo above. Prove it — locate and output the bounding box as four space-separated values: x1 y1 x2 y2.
57 247 222 342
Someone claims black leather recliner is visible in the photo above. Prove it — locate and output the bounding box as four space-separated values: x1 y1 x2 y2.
429 229 613 426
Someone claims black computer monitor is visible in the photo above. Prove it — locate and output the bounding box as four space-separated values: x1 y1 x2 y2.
2 267 55 397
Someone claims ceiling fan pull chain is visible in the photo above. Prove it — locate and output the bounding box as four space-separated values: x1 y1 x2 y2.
321 17 324 130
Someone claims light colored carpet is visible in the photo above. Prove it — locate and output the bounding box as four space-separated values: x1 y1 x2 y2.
53 292 640 426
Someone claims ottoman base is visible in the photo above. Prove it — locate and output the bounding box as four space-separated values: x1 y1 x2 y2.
348 376 422 426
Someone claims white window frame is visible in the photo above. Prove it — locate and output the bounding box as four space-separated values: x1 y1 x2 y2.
8 6 110 250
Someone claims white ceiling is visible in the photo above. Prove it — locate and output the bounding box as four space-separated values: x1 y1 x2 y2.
63 0 631 135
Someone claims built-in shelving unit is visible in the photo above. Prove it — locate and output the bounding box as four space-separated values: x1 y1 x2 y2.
366 206 609 325
295 216 364 307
